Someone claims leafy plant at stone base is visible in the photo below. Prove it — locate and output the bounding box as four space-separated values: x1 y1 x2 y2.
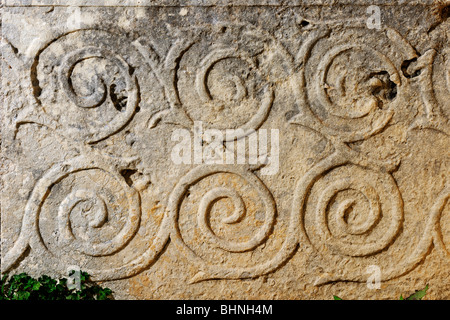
399 285 429 300
333 285 429 300
0 270 113 300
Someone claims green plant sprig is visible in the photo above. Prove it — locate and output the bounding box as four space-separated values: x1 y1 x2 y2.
0 271 112 300
333 285 429 300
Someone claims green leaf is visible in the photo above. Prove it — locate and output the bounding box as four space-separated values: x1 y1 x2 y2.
80 271 89 283
1 271 113 300
405 285 429 300
32 282 41 291
333 295 343 300
1 273 9 297
19 291 31 300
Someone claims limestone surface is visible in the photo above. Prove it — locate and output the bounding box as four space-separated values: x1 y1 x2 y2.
1 0 449 299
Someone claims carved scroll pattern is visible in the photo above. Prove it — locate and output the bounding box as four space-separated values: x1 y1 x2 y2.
3 23 448 284
289 26 448 284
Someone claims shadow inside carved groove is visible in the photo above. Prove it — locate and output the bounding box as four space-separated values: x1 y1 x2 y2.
120 169 138 188
401 58 422 79
367 71 398 101
110 83 128 112
432 3 450 22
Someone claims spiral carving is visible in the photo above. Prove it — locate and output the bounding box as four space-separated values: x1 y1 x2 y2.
196 184 275 253
197 187 250 252
289 148 410 284
314 175 400 257
46 168 140 259
176 25 293 139
303 164 402 257
32 30 139 143
2 153 170 280
294 28 416 142
57 187 139 257
167 165 296 281
315 44 399 120
169 165 276 252
3 17 446 291
195 48 256 106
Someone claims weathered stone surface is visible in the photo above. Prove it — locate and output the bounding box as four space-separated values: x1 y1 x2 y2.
1 0 449 299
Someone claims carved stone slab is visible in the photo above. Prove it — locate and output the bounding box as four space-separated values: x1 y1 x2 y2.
1 0 449 299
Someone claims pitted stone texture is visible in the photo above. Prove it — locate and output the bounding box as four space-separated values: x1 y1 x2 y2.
1 1 449 299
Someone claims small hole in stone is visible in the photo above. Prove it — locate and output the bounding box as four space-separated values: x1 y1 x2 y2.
386 80 397 100
298 20 310 28
368 71 397 101
129 65 136 76
120 169 137 187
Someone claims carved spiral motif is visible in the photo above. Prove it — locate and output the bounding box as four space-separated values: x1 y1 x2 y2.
195 49 258 106
4 20 446 288
315 44 399 120
295 28 415 142
197 186 253 252
33 30 139 143
176 25 293 139
293 152 406 282
309 170 402 257
170 165 275 253
167 165 294 281
193 183 275 254
34 155 141 273
3 154 170 280
56 185 140 257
